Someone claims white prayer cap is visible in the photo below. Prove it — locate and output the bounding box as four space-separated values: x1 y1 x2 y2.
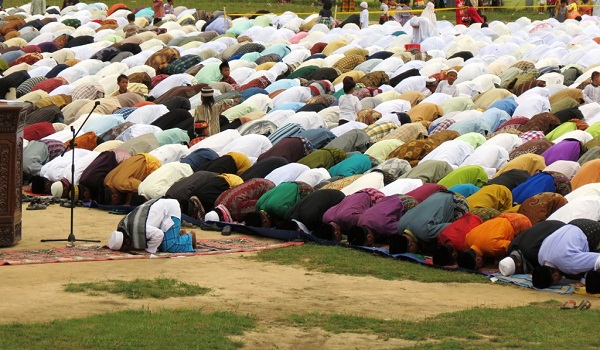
51 182 63 198
205 211 219 222
360 1 368 7
499 257 516 276
108 231 123 250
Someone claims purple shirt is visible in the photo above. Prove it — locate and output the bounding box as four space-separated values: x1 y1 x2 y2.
538 224 600 274
541 139 581 166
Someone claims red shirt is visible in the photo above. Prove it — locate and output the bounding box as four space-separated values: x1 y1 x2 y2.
24 122 55 141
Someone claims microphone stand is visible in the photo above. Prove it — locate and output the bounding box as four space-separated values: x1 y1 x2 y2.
41 101 102 247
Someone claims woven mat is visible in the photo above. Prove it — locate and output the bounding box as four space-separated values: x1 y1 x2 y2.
0 236 303 266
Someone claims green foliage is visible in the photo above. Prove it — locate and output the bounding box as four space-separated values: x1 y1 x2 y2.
288 301 600 349
254 243 488 283
64 277 211 299
0 309 254 350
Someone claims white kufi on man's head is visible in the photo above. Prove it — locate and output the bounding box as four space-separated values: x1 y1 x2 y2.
499 257 516 276
108 231 124 250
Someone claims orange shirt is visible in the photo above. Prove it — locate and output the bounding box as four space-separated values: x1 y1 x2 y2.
464 213 531 258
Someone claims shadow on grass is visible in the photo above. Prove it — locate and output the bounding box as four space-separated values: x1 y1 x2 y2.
253 243 488 283
64 277 211 299
286 300 600 349
0 309 254 350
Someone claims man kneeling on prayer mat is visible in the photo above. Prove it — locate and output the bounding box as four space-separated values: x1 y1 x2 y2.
107 198 197 254
532 219 600 293
456 213 532 270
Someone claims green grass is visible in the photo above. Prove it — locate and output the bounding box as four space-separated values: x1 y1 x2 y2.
253 243 488 283
287 301 600 349
0 309 254 350
64 277 211 299
39 0 553 23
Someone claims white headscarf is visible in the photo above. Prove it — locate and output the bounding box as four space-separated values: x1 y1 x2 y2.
409 17 439 44
420 2 439 35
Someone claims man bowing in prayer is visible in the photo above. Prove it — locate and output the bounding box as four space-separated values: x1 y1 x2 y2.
107 198 196 254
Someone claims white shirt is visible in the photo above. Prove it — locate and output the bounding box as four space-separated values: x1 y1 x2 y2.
272 86 312 108
265 163 310 186
374 99 411 115
483 133 523 153
189 129 241 154
380 178 423 196
435 80 459 97
565 183 600 202
341 172 384 195
115 124 162 142
40 149 94 182
583 84 600 104
145 199 182 254
330 121 368 137
219 134 273 158
263 110 297 128
62 151 100 184
338 93 362 122
288 112 327 130
138 163 194 200
127 105 170 124
148 144 190 165
419 140 474 168
295 168 331 187
460 144 509 170
149 74 194 99
360 9 369 29
547 196 600 223
544 160 580 180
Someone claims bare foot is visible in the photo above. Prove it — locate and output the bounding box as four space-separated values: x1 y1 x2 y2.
190 231 197 249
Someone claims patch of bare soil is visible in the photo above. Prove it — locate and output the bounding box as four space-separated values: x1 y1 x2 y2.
0 204 572 349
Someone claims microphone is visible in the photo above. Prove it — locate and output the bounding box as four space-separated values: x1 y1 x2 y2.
61 100 101 156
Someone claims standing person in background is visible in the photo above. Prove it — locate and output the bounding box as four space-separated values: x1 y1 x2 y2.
466 2 485 24
579 0 592 15
317 0 335 28
152 0 165 24
164 0 174 14
555 0 568 22
379 0 390 24
396 0 414 25
342 0 355 12
538 0 547 14
359 2 369 28
31 0 46 14
194 87 221 139
338 77 361 125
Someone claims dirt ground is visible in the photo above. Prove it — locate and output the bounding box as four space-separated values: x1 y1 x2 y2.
0 204 573 349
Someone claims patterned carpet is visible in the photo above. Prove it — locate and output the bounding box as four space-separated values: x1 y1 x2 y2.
0 237 303 266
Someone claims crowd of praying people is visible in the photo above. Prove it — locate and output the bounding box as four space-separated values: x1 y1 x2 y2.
8 0 600 294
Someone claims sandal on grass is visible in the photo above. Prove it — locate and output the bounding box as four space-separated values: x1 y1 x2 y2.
560 300 578 309
578 300 592 310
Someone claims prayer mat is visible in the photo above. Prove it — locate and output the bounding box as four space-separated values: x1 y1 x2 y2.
0 237 302 266
490 273 577 295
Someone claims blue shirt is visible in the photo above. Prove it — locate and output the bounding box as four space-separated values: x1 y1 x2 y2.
82 114 125 135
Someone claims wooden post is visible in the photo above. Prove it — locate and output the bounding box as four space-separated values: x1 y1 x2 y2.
0 103 28 246
334 4 338 24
